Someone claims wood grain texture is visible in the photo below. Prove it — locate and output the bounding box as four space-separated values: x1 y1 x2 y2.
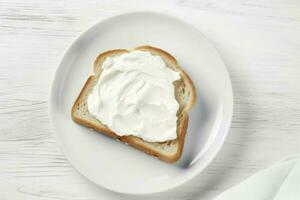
0 0 299 199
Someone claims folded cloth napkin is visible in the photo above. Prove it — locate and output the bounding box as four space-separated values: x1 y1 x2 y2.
215 156 300 200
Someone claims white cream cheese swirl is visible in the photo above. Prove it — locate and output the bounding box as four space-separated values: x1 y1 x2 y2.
87 51 180 142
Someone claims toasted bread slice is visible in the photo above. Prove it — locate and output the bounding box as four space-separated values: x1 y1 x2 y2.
72 45 196 163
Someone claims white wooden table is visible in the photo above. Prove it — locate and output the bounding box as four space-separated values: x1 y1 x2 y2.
0 0 299 199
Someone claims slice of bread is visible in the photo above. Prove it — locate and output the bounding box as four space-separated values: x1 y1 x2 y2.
72 46 196 163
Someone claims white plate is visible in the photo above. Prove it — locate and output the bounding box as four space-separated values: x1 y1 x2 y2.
49 12 233 195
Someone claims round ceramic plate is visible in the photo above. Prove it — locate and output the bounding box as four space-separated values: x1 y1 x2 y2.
49 12 233 195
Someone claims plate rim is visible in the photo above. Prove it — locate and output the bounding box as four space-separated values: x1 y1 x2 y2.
49 11 233 195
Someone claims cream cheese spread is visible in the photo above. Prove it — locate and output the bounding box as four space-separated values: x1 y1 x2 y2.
87 51 180 142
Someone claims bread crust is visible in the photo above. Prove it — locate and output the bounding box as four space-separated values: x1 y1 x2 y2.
71 46 196 163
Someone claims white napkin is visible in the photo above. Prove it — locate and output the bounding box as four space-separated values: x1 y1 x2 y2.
215 156 300 200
